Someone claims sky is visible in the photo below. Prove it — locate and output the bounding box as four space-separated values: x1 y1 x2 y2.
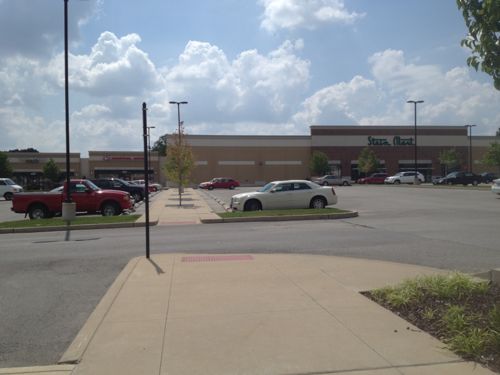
1 0 499 155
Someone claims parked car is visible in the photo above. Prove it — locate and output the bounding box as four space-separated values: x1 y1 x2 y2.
91 178 146 201
384 171 424 184
357 173 388 184
199 177 240 190
130 180 162 192
481 172 498 184
230 180 337 211
0 178 23 200
312 175 352 186
492 178 500 195
436 171 481 186
11 179 133 219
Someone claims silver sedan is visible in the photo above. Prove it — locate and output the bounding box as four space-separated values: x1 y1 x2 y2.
230 180 338 211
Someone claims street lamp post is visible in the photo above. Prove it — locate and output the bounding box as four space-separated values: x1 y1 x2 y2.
465 124 477 173
62 0 75 222
407 100 424 184
169 101 188 206
147 126 155 182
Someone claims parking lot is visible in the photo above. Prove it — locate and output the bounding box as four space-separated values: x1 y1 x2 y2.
199 184 499 252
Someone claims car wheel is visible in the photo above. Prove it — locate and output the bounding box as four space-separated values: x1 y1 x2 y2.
101 202 119 216
4 192 13 200
229 185 235 190
133 192 143 202
342 181 349 186
447 181 453 185
310 196 326 209
322 181 329 186
394 180 400 185
244 199 261 211
28 204 48 219
208 186 214 190
472 180 478 186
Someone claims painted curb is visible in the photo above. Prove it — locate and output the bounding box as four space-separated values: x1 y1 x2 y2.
0 219 158 235
58 257 141 364
201 211 358 224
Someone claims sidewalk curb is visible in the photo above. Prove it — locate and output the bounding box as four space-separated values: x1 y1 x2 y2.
0 365 76 374
0 219 158 235
201 211 358 223
58 257 141 365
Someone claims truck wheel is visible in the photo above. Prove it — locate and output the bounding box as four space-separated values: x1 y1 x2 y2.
342 181 349 186
29 204 48 219
101 202 119 216
472 180 478 186
4 192 13 200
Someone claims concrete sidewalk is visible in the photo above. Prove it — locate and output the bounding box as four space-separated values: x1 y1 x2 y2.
136 188 220 226
56 254 493 375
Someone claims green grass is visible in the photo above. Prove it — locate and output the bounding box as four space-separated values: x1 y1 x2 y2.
218 207 349 218
368 273 499 367
0 214 141 229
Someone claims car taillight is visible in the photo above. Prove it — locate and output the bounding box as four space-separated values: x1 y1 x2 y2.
331 187 336 195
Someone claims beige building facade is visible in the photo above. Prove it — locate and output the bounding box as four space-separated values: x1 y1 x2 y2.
3 126 499 188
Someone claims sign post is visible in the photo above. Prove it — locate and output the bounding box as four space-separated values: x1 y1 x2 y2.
142 102 150 259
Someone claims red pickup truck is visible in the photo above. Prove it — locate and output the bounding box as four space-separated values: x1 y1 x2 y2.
11 179 134 219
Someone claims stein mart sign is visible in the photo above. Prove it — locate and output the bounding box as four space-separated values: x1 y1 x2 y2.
368 136 414 146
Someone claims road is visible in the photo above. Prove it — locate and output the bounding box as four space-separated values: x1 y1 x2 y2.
0 185 499 367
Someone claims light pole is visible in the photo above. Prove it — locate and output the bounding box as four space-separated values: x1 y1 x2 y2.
147 126 155 182
169 101 188 205
169 101 188 140
407 100 424 184
465 124 477 173
62 0 75 223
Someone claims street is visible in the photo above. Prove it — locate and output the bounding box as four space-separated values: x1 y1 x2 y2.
0 185 499 367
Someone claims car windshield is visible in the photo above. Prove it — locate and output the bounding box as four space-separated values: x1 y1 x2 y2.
85 180 101 191
257 182 276 192
4 178 16 185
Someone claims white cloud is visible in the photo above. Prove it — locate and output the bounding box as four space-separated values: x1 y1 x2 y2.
48 32 164 97
293 49 500 135
259 0 364 32
165 39 310 122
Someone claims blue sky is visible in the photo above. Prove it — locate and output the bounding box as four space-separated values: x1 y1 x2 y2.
0 0 499 155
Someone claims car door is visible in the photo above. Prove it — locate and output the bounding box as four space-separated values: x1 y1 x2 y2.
69 182 93 212
290 182 314 208
266 182 294 209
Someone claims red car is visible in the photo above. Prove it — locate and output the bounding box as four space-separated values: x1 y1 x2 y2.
199 177 240 190
357 173 388 184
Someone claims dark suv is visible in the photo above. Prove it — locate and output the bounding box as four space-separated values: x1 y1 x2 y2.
437 172 481 186
91 178 146 202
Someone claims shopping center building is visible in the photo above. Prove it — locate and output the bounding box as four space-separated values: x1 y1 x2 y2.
3 125 499 187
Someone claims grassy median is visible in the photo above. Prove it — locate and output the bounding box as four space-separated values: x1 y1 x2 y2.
219 207 348 218
364 273 500 373
0 214 141 229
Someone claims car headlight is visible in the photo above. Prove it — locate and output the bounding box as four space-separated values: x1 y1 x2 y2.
123 195 130 201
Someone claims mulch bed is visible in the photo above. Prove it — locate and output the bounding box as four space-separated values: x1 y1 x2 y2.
363 284 500 373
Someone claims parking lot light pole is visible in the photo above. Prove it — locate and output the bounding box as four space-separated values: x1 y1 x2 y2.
465 124 476 173
407 100 424 184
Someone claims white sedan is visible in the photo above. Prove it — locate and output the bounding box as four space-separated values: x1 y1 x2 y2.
230 180 337 211
492 178 500 195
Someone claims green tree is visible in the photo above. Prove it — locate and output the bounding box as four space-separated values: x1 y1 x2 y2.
309 151 330 176
152 134 168 156
164 129 195 206
0 151 13 177
439 149 462 175
43 158 61 184
457 0 500 90
482 142 500 172
357 147 379 175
